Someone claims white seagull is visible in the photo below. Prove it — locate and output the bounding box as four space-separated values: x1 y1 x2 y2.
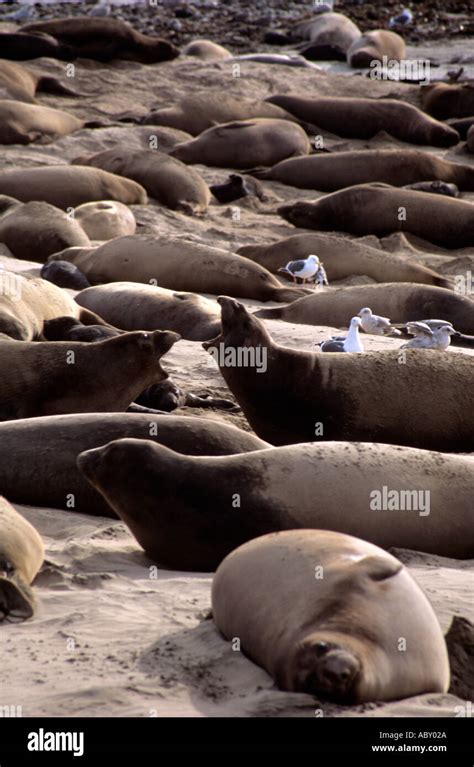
278 254 321 285
400 322 456 350
316 316 364 353
358 307 401 336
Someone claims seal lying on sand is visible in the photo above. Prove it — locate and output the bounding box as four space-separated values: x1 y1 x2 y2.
203 297 474 451
0 100 89 145
77 438 474 568
292 12 361 60
0 59 82 102
421 83 474 120
0 496 44 623
213 530 450 702
347 30 406 67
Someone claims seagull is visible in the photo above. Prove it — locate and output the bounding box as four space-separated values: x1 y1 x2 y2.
90 0 111 17
1 4 36 21
400 322 456 350
316 316 364 353
313 261 329 287
358 307 401 336
278 254 321 285
389 8 413 28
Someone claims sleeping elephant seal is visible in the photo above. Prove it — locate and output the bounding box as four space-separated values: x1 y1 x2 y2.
0 59 82 103
75 282 221 341
203 296 474 450
0 497 44 623
0 330 179 420
48 236 312 303
467 125 474 154
42 316 120 343
212 530 450 702
277 183 474 249
76 438 474 568
0 197 90 261
292 12 361 60
73 201 136 240
73 148 210 214
170 119 311 169
0 32 76 62
0 166 147 208
182 39 231 60
40 261 91 291
421 83 474 120
22 17 180 64
237 233 451 288
253 149 474 191
255 283 474 336
0 414 269 517
265 95 460 148
0 100 86 145
347 30 406 67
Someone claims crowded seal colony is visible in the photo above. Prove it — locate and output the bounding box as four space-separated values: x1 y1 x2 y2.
0 0 473 718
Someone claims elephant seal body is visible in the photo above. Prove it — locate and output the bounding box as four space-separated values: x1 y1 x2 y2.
467 125 474 154
74 200 136 240
0 32 76 62
0 166 147 208
278 183 474 249
347 30 406 67
42 316 119 343
74 148 210 214
204 297 474 451
76 282 221 341
255 283 474 335
255 150 474 191
22 17 179 64
237 234 450 288
0 414 268 516
293 12 361 60
170 119 310 169
40 261 91 291
422 83 474 120
0 330 179 420
0 60 81 103
212 530 450 702
0 198 90 261
48 236 312 303
0 497 44 623
77 438 474 568
0 100 85 145
183 39 231 60
265 95 459 148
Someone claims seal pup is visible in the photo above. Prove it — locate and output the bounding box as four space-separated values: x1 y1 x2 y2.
76 439 474 567
0 496 44 623
42 316 120 343
317 317 363 352
137 380 238 413
204 297 474 450
0 414 268 517
182 39 231 60
212 530 450 702
405 181 459 197
347 30 406 67
210 174 268 204
40 261 91 291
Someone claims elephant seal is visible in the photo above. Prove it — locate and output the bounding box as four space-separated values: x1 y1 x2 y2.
210 174 269 204
22 17 179 64
255 283 474 335
204 297 474 450
254 149 474 191
468 125 474 154
0 32 76 62
0 166 147 208
137 379 238 413
212 530 450 702
405 180 459 197
0 198 90 262
0 272 104 341
265 95 460 148
421 83 474 120
48 236 312 303
75 282 221 341
0 414 268 517
170 119 310 169
237 233 451 288
292 12 361 60
0 497 44 623
76 438 474 569
183 39 231 60
347 30 406 67
73 201 136 240
0 100 86 145
142 92 308 136
278 184 474 249
40 261 91 291
42 316 119 342
0 59 82 103
73 148 210 214
449 116 474 140
0 330 179 420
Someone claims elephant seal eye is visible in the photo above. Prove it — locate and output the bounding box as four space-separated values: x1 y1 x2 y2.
315 641 330 656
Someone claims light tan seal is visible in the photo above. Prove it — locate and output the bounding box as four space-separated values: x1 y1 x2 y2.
265 95 460 148
73 200 136 240
0 330 179 420
212 530 450 702
73 148 210 214
292 12 361 59
170 119 311 169
76 438 474 569
255 282 474 335
347 30 406 67
0 100 86 145
182 39 231 60
0 197 90 261
75 282 221 341
204 296 474 450
277 183 474 249
0 414 269 517
254 149 474 191
0 166 147 208
421 83 474 120
237 233 450 288
0 59 82 103
48 236 312 303
0 496 44 623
